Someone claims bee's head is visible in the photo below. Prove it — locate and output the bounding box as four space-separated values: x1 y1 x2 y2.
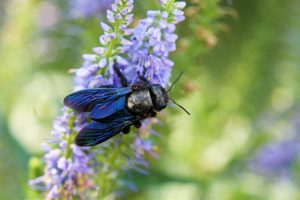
150 84 169 111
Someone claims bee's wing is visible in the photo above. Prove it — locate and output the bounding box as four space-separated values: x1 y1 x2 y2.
64 87 132 112
75 111 138 146
89 95 127 120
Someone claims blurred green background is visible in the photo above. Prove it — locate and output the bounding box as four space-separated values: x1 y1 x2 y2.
1 0 300 199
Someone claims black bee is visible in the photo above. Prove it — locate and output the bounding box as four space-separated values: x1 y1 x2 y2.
64 63 189 146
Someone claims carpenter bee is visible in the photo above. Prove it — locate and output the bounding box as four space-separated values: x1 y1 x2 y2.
64 63 190 146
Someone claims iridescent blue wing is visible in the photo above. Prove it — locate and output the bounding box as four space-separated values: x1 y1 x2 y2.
64 87 131 112
75 110 138 146
89 95 127 120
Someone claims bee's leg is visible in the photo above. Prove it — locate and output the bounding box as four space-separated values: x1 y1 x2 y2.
122 125 131 134
100 85 112 88
131 73 150 90
113 62 128 87
133 121 142 129
151 111 157 117
137 72 150 86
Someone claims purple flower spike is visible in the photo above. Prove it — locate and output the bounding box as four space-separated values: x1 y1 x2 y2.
124 1 186 87
30 0 136 198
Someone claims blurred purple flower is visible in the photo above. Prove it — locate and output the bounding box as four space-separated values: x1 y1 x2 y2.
250 140 300 177
250 111 300 178
69 0 114 18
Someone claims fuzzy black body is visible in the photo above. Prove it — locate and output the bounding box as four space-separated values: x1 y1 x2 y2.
63 65 169 146
126 82 168 119
127 89 152 117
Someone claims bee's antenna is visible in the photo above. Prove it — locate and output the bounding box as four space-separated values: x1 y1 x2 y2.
167 72 184 93
169 97 191 115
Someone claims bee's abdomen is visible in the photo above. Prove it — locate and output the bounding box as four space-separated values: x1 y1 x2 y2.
126 90 153 116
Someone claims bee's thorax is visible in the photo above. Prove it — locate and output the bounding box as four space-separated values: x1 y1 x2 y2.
126 89 153 116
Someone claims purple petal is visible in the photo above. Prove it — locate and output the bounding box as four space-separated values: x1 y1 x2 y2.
99 58 107 68
100 22 112 32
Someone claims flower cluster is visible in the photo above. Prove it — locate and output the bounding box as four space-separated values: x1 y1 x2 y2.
251 140 300 177
30 0 186 199
30 0 135 198
250 112 300 178
69 0 114 18
124 0 186 87
29 109 93 199
75 0 134 90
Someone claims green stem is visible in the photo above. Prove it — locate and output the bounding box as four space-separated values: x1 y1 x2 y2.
97 138 127 198
103 1 127 66
105 22 120 58
65 111 77 159
166 0 175 12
